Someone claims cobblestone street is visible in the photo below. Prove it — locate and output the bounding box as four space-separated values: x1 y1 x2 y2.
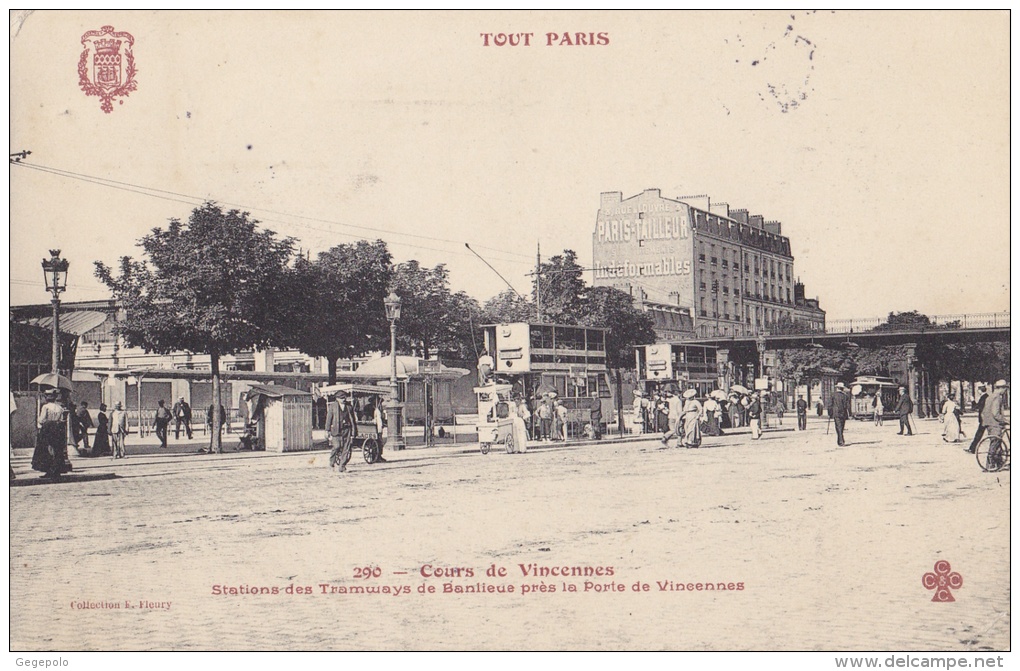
10 417 1009 651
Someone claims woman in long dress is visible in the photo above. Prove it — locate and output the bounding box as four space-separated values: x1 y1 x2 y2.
941 393 962 442
511 397 529 453
681 389 703 448
90 403 111 456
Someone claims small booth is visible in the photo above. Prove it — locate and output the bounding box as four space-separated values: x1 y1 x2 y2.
474 383 516 454
245 384 313 453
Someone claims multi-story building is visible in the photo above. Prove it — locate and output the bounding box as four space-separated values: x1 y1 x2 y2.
592 188 825 339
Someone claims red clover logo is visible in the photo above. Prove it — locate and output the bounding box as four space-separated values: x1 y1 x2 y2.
922 560 962 602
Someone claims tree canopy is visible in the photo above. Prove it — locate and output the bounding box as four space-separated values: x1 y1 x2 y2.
94 202 296 452
282 240 393 383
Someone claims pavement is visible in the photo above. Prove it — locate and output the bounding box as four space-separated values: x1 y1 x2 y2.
8 415 1009 651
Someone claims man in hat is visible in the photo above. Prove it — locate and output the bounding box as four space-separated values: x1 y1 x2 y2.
828 382 853 446
153 399 172 449
73 401 94 455
326 391 358 473
966 384 989 454
110 401 128 458
173 396 193 440
982 380 1009 467
33 389 70 479
796 395 808 431
747 391 763 440
661 389 684 446
893 386 914 436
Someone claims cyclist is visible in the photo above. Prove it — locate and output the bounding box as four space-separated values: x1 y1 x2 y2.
981 379 1009 468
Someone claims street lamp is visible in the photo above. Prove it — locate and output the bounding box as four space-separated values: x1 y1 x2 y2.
384 292 406 451
756 332 767 383
41 249 69 374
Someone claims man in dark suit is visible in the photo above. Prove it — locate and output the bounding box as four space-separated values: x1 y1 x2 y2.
966 385 988 454
796 395 808 431
894 386 914 436
173 396 193 440
828 383 852 446
326 391 358 473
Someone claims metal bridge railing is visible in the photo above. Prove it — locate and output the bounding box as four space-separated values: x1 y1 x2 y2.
824 312 1010 335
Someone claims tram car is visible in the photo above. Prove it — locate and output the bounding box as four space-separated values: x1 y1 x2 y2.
849 376 900 420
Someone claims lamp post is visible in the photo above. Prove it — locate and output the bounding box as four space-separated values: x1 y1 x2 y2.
756 332 767 382
41 250 69 374
384 292 406 451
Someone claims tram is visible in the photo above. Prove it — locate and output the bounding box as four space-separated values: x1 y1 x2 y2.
635 342 721 397
479 322 615 437
849 375 900 420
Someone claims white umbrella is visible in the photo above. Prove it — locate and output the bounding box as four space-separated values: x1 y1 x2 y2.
30 372 74 391
729 384 750 395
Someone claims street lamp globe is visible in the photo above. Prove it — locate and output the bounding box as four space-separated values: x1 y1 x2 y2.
42 249 69 294
384 292 401 321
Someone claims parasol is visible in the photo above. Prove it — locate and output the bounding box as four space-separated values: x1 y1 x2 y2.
851 384 863 396
709 389 728 401
729 384 750 395
30 373 74 391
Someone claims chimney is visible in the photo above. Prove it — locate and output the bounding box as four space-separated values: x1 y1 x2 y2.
600 191 622 208
709 202 730 217
764 220 782 235
749 214 765 229
730 209 749 224
677 194 710 211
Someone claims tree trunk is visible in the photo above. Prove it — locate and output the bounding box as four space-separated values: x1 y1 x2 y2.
615 368 625 435
328 357 338 385
211 350 222 453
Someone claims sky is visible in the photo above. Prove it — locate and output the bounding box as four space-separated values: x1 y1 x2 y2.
8 10 1011 321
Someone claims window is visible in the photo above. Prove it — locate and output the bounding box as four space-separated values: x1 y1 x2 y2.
711 257 717 266
786 288 791 302
734 288 740 297
699 253 706 262
722 259 729 269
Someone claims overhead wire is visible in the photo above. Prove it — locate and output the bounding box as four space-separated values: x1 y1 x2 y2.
11 160 536 267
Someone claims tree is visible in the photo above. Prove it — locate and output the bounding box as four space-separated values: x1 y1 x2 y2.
283 240 393 384
534 249 585 324
770 314 819 335
94 202 295 453
582 286 657 432
392 261 483 360
483 288 535 325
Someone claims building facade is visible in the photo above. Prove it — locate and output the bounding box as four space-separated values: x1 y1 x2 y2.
593 189 825 339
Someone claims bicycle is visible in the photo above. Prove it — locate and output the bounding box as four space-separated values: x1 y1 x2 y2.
975 426 1010 472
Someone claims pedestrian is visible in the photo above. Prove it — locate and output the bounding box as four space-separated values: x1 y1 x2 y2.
680 389 703 448
872 392 884 426
10 392 17 482
816 401 824 417
748 392 763 440
940 392 963 443
632 390 645 435
67 399 82 452
774 399 785 426
966 384 989 454
110 401 128 458
32 389 71 479
371 401 388 462
74 401 94 455
538 396 553 442
661 389 683 446
894 386 914 436
511 396 530 453
702 394 722 436
828 382 853 446
981 380 1009 468
172 396 193 439
555 400 568 441
588 393 602 440
728 394 741 428
153 399 172 448
326 391 357 473
796 395 808 431
655 392 670 434
91 403 111 457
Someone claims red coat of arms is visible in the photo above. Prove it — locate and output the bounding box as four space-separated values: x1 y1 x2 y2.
78 25 138 113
